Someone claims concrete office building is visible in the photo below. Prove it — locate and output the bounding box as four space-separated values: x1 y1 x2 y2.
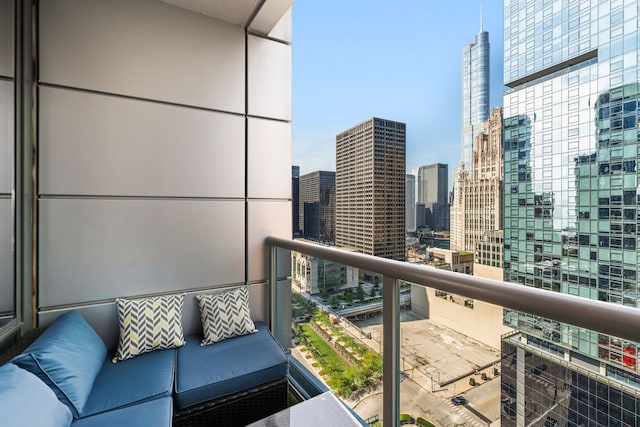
336 118 406 261
415 163 449 231
299 171 335 244
502 1 640 425
450 107 503 252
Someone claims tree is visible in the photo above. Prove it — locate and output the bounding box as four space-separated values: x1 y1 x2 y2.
356 284 366 302
330 295 340 309
344 290 354 303
320 289 329 301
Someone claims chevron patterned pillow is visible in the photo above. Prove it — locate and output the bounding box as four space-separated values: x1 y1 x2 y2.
196 286 257 346
113 294 186 362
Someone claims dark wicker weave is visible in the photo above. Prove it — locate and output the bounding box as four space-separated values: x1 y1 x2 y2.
0 328 44 365
173 377 289 427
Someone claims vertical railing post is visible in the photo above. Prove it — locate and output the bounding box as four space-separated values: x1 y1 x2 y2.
383 276 400 427
269 243 277 335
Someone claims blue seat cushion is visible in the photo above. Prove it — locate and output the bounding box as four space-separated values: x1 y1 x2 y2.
71 396 172 427
80 348 175 417
0 363 73 427
175 321 287 409
10 311 107 418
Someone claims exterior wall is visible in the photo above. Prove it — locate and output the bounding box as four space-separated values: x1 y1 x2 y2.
336 118 406 261
35 0 292 346
292 166 300 236
461 31 489 169
426 247 474 274
503 0 640 424
291 250 357 295
475 230 503 271
449 166 464 251
415 163 449 231
0 0 13 318
414 287 511 350
502 337 640 427
473 262 503 281
451 107 503 253
299 171 335 243
406 174 416 232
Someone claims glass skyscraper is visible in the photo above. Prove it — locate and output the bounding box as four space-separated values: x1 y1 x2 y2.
502 1 640 425
461 29 490 169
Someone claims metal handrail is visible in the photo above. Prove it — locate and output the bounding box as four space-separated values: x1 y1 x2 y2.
268 236 640 427
267 236 640 346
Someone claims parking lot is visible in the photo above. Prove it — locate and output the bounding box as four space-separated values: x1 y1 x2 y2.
343 311 503 426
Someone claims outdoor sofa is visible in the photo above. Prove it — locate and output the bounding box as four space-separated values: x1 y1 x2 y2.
0 288 289 427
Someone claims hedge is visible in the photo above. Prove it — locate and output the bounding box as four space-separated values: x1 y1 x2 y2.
416 417 436 427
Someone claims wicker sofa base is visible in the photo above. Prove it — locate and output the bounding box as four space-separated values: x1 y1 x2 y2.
173 377 289 427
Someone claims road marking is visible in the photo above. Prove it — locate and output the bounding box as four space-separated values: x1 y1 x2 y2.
443 399 482 426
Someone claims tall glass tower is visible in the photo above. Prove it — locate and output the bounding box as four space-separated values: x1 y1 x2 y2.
461 28 490 169
501 1 640 426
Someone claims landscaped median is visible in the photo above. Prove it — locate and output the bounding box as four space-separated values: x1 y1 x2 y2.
294 314 382 398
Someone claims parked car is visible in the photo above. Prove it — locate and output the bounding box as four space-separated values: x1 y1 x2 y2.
451 396 467 405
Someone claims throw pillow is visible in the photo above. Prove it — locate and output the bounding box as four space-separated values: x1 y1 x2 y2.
197 286 257 346
113 294 185 362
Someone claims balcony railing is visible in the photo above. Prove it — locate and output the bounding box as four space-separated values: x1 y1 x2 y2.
267 236 640 427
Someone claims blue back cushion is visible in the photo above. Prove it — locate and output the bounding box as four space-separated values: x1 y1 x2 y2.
11 311 107 417
0 363 73 427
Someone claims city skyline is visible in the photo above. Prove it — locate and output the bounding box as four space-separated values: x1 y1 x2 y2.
292 1 504 179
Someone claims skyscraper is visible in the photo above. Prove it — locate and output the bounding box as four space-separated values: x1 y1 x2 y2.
461 25 489 169
450 107 503 252
501 1 640 425
299 171 336 244
292 166 301 237
336 117 406 261
406 174 416 232
414 164 449 231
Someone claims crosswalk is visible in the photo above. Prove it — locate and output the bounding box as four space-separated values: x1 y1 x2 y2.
442 399 483 426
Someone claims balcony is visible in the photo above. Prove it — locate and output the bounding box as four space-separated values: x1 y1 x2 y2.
268 236 640 427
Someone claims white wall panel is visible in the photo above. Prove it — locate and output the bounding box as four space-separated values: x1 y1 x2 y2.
39 283 267 350
0 199 12 314
247 117 291 199
247 200 291 282
39 0 245 113
0 0 12 78
249 1 292 41
0 81 12 194
39 199 245 306
39 87 245 197
267 7 292 44
39 305 117 349
248 35 291 121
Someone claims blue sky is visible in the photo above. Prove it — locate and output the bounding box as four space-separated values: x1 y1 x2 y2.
292 1 505 179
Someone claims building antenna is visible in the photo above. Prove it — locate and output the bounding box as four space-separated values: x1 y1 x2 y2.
480 2 483 32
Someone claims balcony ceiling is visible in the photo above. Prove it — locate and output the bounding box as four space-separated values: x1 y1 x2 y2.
160 0 293 35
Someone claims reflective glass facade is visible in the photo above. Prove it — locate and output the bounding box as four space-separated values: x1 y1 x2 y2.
461 31 490 169
502 0 640 425
299 171 336 244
